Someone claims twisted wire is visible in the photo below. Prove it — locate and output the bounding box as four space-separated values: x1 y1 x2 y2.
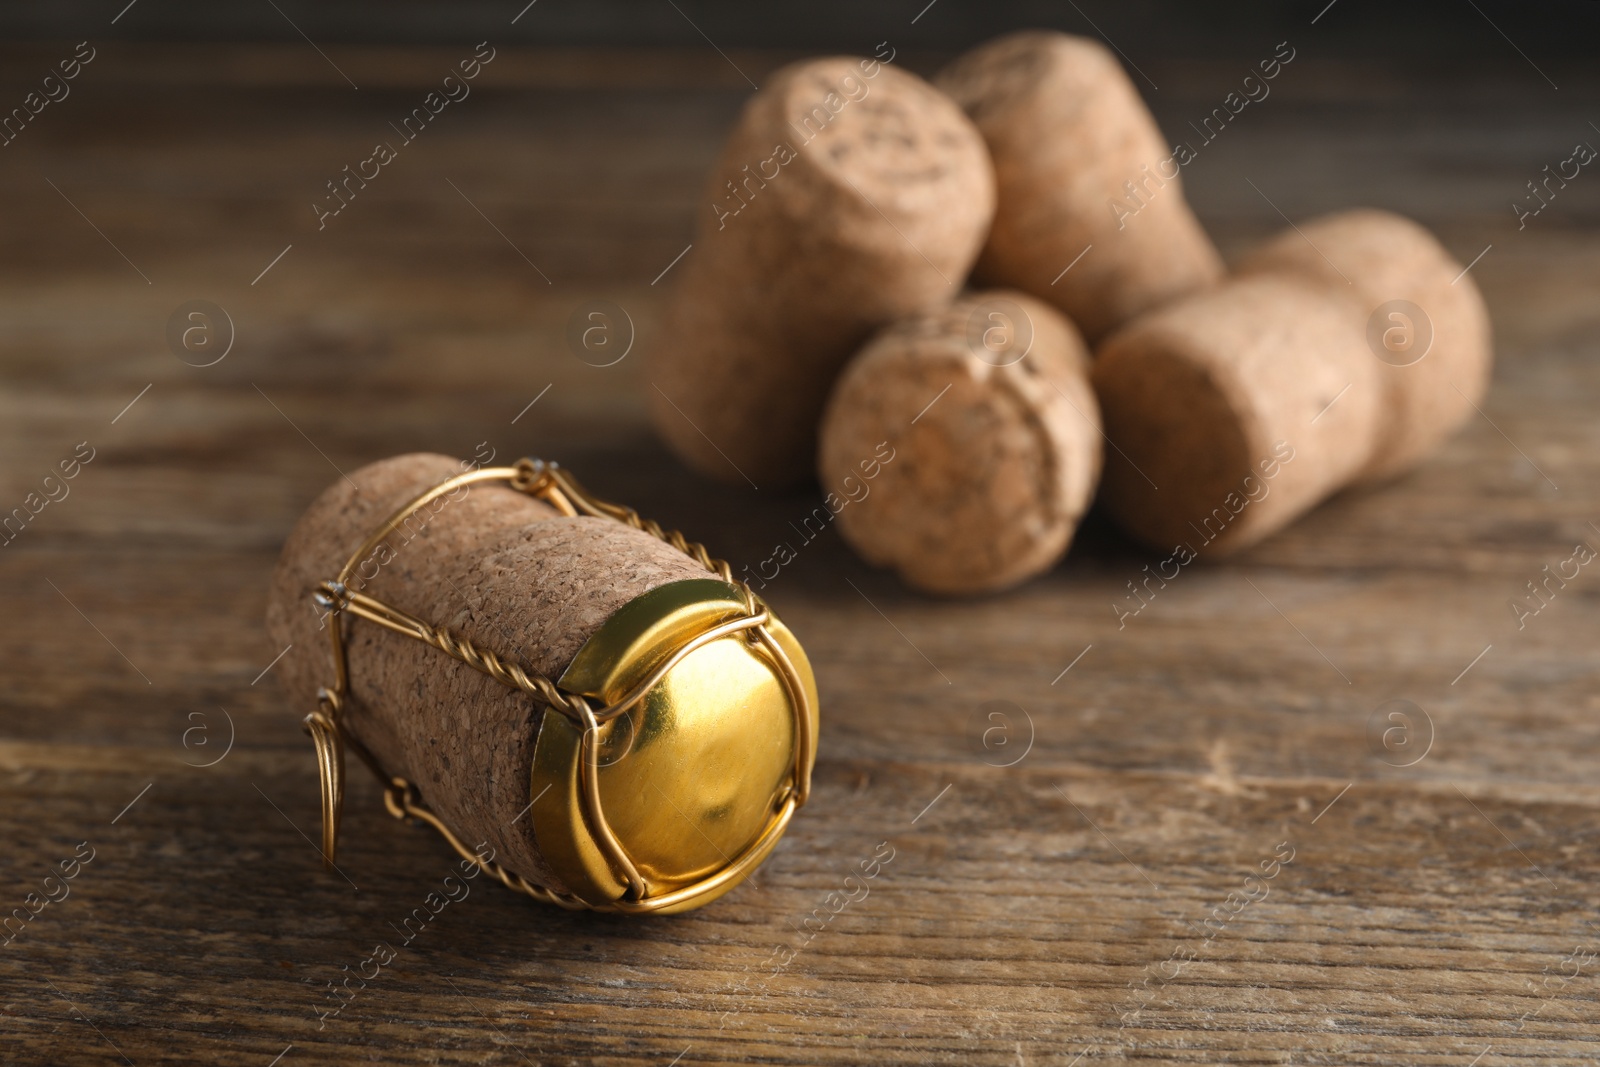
402 606 593 724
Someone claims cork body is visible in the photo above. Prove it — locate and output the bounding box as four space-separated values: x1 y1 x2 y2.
265 454 709 893
1093 275 1381 555
648 56 995 487
818 290 1102 594
1236 208 1493 482
938 31 1224 344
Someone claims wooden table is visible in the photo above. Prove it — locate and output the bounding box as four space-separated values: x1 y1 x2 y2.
2 38 1597 1066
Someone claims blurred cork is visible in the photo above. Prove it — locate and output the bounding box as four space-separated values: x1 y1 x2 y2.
1093 275 1381 555
1094 208 1493 554
649 55 995 488
1236 208 1494 482
818 290 1102 594
265 453 708 894
938 30 1223 344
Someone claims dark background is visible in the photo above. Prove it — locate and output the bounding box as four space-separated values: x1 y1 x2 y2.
3 0 1597 59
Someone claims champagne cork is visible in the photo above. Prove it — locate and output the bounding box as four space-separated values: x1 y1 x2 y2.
265 454 731 897
937 30 1224 344
1236 208 1494 482
648 56 995 488
817 290 1102 594
1095 210 1493 555
1092 274 1381 554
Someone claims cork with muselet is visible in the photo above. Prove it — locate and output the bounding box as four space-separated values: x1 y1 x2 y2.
1236 208 1494 483
938 30 1224 344
818 290 1102 594
648 56 995 488
1093 275 1382 555
265 453 709 894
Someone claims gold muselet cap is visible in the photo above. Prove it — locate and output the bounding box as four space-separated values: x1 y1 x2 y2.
533 577 819 914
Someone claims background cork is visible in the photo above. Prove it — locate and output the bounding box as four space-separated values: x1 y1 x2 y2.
265 453 710 894
1236 208 1494 482
818 290 1102 594
1093 274 1381 555
648 56 995 488
938 30 1224 344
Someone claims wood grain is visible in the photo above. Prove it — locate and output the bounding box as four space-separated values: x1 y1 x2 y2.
1 40 1599 1066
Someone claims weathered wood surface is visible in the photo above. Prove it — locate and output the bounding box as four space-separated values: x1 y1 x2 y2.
2 37 1599 1066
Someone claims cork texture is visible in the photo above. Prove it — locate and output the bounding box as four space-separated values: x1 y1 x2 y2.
1093 275 1381 554
1236 208 1494 482
648 56 995 488
818 290 1102 594
938 30 1224 344
265 453 710 893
